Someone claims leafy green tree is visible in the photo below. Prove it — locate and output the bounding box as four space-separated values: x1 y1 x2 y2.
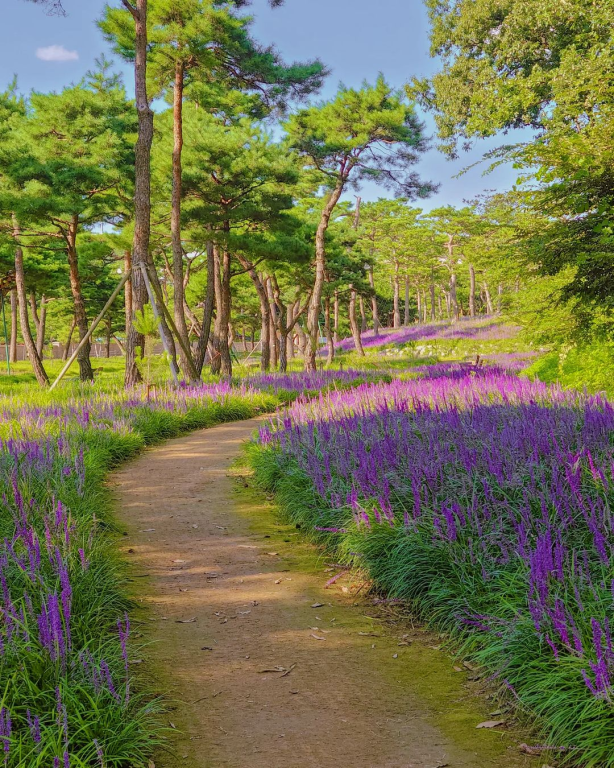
285 76 433 370
169 106 300 374
101 0 325 378
1 65 135 381
0 87 50 385
414 0 614 338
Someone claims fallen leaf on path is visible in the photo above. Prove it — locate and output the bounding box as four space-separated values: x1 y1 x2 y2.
238 545 258 549
274 579 282 584
201 646 214 651
453 666 463 672
310 634 326 641
476 720 506 729
266 552 279 556
175 617 196 624
429 645 441 651
463 661 476 671
179 588 189 592
518 744 547 756
392 653 398 659
311 603 324 608
289 689 299 694
237 610 251 616
324 570 348 588
140 528 155 532
169 722 176 729
172 560 186 564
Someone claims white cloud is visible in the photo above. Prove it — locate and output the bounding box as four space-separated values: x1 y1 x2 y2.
36 45 79 63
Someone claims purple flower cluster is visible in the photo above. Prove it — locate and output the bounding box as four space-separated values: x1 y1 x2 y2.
333 318 520 352
261 368 614 702
244 369 377 394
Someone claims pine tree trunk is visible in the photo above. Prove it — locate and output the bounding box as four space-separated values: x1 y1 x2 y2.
404 277 410 325
333 291 340 344
210 246 223 375
124 250 132 348
195 241 215 376
296 323 307 359
105 316 112 358
67 215 94 382
430 277 436 321
450 273 459 321
368 265 379 335
306 183 344 371
9 290 17 363
267 278 278 370
416 291 421 324
422 290 428 323
37 295 47 357
217 249 232 376
393 263 401 328
349 287 365 356
171 59 194 377
12 217 48 386
324 295 334 365
124 0 152 388
469 264 476 317
286 304 295 360
497 283 503 314
483 283 494 315
62 317 76 361
359 295 367 332
236 255 270 372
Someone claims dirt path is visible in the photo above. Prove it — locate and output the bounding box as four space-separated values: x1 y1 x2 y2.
112 418 533 768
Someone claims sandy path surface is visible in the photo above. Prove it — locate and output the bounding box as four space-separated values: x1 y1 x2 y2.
112 417 532 768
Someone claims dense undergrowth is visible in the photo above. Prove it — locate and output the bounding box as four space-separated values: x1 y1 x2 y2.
0 368 386 767
250 365 614 767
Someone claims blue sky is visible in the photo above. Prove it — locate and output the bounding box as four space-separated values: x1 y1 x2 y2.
3 0 524 210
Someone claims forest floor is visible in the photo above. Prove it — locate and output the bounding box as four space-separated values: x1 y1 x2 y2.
111 418 535 768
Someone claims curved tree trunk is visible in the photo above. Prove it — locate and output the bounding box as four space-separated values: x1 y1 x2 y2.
483 282 494 315
124 0 152 388
195 241 215 376
9 290 17 363
349 287 364 356
237 255 270 372
12 217 48 386
306 183 344 371
359 295 367 332
37 295 47 357
324 295 334 365
62 317 76 361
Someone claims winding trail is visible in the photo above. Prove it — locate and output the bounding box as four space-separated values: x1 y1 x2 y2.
112 417 532 768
